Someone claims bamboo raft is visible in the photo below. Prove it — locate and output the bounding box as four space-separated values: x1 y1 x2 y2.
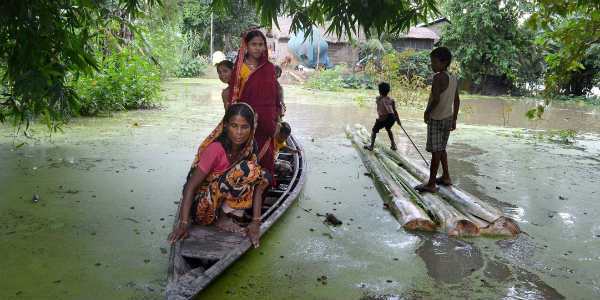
166 135 307 300
347 124 520 237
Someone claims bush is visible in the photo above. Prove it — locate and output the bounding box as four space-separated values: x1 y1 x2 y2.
176 55 209 78
396 49 431 80
72 47 161 116
305 66 345 91
143 23 184 78
366 51 429 106
341 73 375 89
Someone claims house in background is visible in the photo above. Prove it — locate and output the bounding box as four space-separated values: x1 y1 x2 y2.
268 17 366 67
267 17 450 67
391 17 450 51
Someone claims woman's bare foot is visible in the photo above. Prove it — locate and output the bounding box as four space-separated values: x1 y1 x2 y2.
215 216 246 234
414 183 439 193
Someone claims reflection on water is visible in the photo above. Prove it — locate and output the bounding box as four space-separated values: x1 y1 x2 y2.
460 97 600 133
416 234 484 284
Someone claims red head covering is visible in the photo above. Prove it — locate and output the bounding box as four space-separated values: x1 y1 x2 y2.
228 29 273 104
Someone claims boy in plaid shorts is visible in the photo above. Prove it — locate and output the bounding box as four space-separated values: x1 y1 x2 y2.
415 47 460 193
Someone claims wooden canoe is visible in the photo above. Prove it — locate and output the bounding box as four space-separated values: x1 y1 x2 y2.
166 135 307 300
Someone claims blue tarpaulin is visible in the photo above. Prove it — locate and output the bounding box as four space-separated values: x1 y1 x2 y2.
287 28 333 69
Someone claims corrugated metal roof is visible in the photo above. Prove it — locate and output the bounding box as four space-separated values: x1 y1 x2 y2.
399 27 439 41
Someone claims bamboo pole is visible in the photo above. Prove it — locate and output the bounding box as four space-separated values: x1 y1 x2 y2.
376 152 480 237
354 124 520 236
346 127 436 232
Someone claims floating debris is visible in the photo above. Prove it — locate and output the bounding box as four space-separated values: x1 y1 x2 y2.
324 213 342 226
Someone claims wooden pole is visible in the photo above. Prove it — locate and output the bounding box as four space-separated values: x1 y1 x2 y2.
316 33 320 70
210 12 214 63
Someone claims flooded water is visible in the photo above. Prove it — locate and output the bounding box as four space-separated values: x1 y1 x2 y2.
1 79 599 299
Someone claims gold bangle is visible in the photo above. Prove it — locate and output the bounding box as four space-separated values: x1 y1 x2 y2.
180 220 189 225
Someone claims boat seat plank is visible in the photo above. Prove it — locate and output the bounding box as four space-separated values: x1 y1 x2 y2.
264 196 279 206
180 239 241 260
186 225 246 244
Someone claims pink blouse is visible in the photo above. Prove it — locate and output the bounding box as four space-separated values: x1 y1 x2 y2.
197 142 230 175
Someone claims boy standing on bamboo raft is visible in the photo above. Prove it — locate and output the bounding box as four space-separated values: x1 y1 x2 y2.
364 82 401 151
415 47 460 193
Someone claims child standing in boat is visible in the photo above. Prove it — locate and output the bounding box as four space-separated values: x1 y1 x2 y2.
216 60 234 110
415 47 460 193
275 65 286 117
364 82 401 151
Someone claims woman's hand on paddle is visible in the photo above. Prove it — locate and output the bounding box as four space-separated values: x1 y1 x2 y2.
247 220 260 248
168 223 189 244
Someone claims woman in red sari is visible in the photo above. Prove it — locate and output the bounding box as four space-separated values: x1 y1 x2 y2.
227 29 281 177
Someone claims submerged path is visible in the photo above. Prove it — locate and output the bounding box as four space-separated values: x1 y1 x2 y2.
1 79 599 299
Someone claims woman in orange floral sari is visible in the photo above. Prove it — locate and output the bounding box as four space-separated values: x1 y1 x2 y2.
168 103 269 248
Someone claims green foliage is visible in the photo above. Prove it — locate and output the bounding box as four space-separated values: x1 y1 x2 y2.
305 66 345 91
550 44 600 96
396 50 432 81
211 0 439 39
528 0 600 95
441 0 544 95
0 0 158 130
357 38 387 63
182 0 259 55
142 22 184 78
72 48 161 116
525 104 545 120
176 56 209 78
306 65 375 91
548 129 577 144
341 73 374 90
365 51 429 106
509 128 577 144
